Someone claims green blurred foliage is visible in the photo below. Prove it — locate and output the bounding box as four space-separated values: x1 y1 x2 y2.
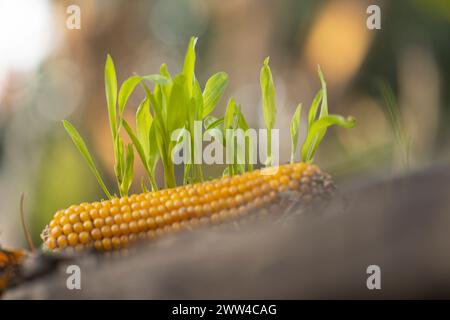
30 132 101 244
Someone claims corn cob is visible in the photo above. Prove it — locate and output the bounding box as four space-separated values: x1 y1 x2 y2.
0 247 27 293
41 163 334 252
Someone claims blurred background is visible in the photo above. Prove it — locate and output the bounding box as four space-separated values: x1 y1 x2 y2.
0 0 448 247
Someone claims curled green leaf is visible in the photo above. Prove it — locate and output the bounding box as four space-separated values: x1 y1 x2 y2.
301 115 356 162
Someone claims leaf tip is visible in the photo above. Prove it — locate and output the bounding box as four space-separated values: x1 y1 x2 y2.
317 65 326 85
106 54 114 65
347 116 356 127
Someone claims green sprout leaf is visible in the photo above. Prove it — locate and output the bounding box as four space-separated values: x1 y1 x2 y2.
148 123 160 179
168 74 188 133
224 97 237 130
182 36 198 95
260 57 277 166
317 65 328 118
302 115 356 162
118 75 141 116
105 54 118 139
260 57 277 131
290 103 302 164
159 63 171 80
236 106 254 172
62 120 112 199
120 143 134 196
123 120 146 169
114 135 125 185
304 66 329 161
224 98 237 175
192 79 204 121
65 37 359 196
307 89 323 127
122 120 158 191
202 72 229 118
136 97 152 158
299 66 356 163
301 66 329 163
190 80 204 182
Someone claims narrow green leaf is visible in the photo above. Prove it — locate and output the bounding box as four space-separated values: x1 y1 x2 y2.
307 89 323 127
123 120 148 172
192 80 204 120
62 120 112 199
144 83 166 134
260 57 277 167
202 72 229 118
118 75 141 116
224 98 238 174
189 80 204 182
159 64 173 104
160 63 171 80
168 74 188 132
301 115 356 162
105 54 118 139
235 142 246 174
148 123 160 175
122 119 158 191
317 65 328 118
236 108 249 131
260 56 277 131
136 97 152 158
114 135 125 184
301 66 329 163
290 104 302 164
141 177 148 193
120 144 134 196
183 163 192 185
224 97 237 129
182 36 198 95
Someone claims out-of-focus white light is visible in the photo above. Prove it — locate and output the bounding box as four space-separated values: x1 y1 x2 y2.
0 0 54 72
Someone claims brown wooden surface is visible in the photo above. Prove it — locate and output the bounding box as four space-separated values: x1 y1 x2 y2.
4 165 450 299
